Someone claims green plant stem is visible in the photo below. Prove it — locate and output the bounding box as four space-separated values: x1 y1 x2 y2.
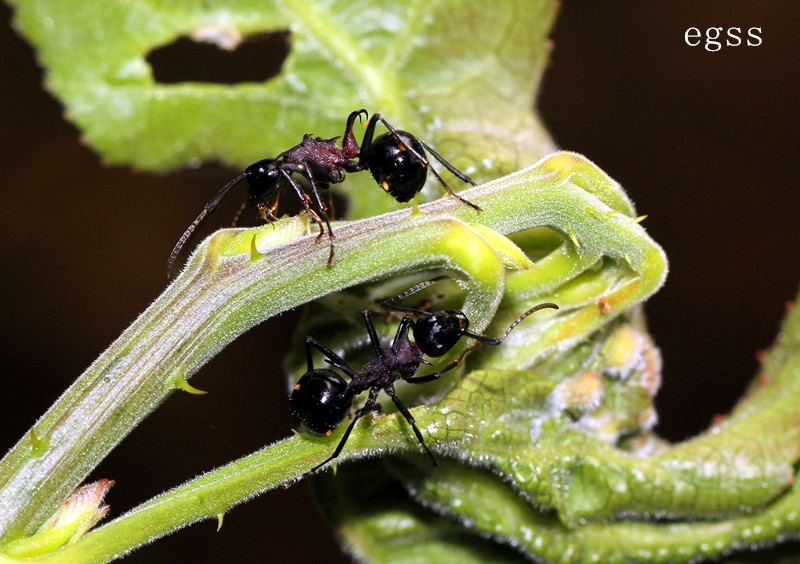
0 200 507 540
0 152 667 559
2 436 311 563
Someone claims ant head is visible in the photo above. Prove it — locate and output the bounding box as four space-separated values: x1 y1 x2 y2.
412 310 469 357
290 369 351 436
368 131 428 203
245 158 283 206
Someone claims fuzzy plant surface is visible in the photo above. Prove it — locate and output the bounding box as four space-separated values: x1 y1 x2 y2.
2 1 800 563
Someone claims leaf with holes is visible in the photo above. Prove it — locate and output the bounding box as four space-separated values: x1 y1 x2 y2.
9 0 559 216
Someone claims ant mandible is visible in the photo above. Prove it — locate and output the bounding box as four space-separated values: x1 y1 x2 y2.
289 277 558 473
167 110 481 277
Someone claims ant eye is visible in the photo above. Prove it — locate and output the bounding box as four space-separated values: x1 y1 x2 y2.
290 369 350 436
368 131 428 203
413 313 467 357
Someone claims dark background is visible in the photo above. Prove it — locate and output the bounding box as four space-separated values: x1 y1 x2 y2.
2 2 799 562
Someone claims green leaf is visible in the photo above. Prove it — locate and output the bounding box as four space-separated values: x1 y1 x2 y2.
312 460 532 563
310 287 800 563
8 0 558 217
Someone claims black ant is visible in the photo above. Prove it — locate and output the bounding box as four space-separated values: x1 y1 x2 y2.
289 278 558 472
167 110 480 277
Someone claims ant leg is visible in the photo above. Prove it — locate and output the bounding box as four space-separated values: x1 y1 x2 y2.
392 316 414 346
362 310 419 362
319 182 336 222
304 166 336 265
255 202 278 227
362 310 385 357
385 386 438 466
423 162 482 212
369 114 430 166
278 167 326 233
372 115 473 187
418 140 477 186
280 163 335 265
254 193 281 227
311 387 380 472
267 201 281 222
373 114 481 212
306 336 360 379
406 341 481 384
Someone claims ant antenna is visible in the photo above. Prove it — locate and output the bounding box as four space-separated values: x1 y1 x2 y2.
379 275 449 312
426 302 559 376
465 302 559 345
166 173 247 278
230 201 248 228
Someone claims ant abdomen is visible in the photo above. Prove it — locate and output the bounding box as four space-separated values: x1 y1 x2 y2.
368 131 428 203
290 369 351 436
